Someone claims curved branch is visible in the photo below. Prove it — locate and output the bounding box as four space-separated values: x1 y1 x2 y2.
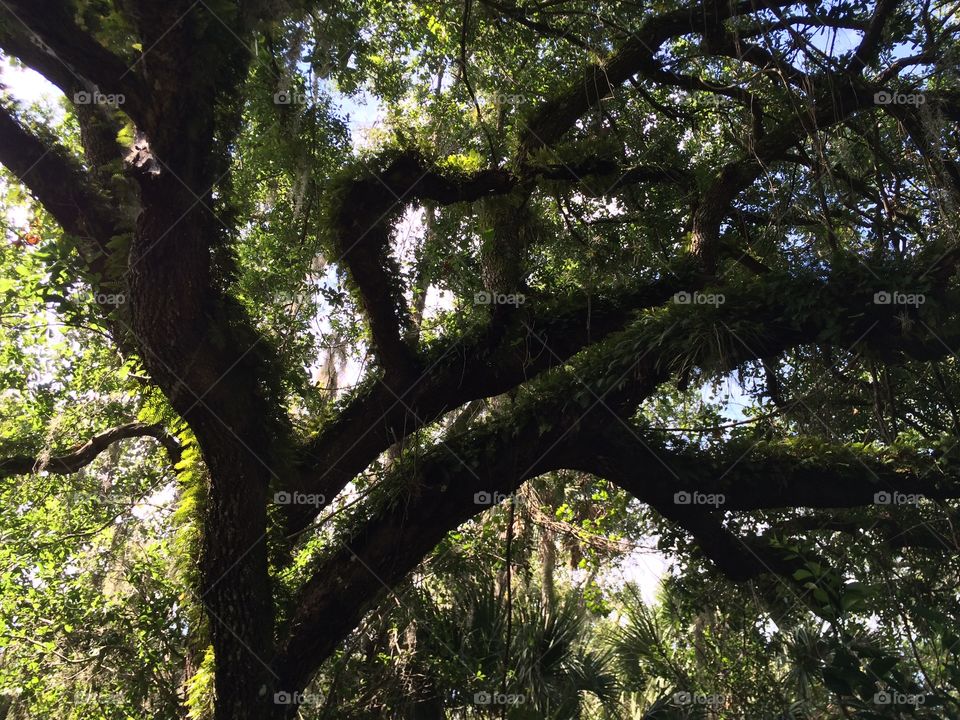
690 80 879 270
0 104 118 261
276 387 960 691
275 268 960 690
518 0 798 154
328 151 692 379
0 422 181 479
847 0 902 75
288 267 702 534
0 1 149 123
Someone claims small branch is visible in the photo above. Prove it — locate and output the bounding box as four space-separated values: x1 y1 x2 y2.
458 0 499 162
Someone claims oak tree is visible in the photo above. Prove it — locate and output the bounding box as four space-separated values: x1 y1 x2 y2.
1 0 959 717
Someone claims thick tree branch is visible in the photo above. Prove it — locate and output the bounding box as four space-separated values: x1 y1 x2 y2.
591 428 953 514
293 249 960 534
518 0 798 154
648 503 801 581
0 422 181 479
769 515 958 552
277 392 960 692
275 267 960 691
0 1 149 122
329 152 693 381
0 21 82 97
847 0 901 74
288 268 703 534
691 80 880 270
0 104 117 253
